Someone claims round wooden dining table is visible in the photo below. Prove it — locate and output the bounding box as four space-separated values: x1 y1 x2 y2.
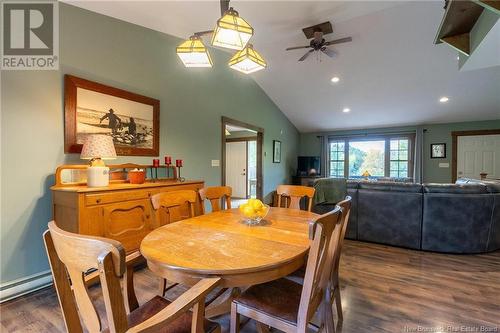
140 207 318 318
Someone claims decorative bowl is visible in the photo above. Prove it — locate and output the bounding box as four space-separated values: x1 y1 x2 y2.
240 204 270 226
128 170 146 184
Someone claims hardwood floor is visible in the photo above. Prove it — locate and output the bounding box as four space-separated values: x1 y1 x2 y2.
1 240 499 332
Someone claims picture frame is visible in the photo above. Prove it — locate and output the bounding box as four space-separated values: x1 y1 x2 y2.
430 143 446 159
273 140 281 163
64 75 160 156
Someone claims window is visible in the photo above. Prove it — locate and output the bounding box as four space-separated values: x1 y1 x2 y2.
329 140 345 177
328 135 414 179
390 138 409 178
349 140 385 177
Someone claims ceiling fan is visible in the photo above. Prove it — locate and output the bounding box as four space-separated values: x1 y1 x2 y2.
285 21 352 61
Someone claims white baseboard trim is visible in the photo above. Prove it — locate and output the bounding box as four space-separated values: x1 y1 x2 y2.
0 270 53 303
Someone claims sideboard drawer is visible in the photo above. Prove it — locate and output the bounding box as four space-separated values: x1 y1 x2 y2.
85 190 154 206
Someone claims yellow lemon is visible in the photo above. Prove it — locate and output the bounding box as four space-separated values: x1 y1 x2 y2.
239 203 247 213
242 205 255 218
256 209 267 218
247 198 257 206
251 199 263 210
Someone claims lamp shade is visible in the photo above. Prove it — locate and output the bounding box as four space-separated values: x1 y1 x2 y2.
228 44 267 74
211 7 253 50
80 135 117 160
176 36 213 68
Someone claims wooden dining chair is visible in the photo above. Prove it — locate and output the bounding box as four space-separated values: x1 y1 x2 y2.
329 196 352 322
276 185 316 211
151 190 197 296
287 196 352 325
43 221 221 333
230 206 343 333
199 186 232 214
151 190 197 226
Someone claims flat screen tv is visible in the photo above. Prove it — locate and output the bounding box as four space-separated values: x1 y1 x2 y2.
297 156 321 176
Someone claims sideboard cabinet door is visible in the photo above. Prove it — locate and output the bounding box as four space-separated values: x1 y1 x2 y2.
101 200 153 252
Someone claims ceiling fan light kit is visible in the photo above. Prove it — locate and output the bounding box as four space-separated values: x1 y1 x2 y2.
176 35 213 68
285 21 352 62
211 7 253 50
176 2 265 74
229 44 267 74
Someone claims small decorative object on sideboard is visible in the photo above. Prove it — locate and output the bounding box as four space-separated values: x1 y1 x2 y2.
176 159 185 182
80 134 117 187
362 170 371 180
165 156 173 178
431 143 446 158
152 159 160 181
273 140 281 163
128 168 146 184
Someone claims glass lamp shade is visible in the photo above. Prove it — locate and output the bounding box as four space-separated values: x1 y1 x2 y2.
176 36 213 68
211 7 253 50
228 44 267 74
80 134 117 160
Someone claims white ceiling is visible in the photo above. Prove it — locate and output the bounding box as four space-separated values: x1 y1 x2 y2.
66 1 500 132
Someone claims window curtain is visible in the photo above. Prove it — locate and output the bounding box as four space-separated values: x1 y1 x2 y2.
318 135 328 177
414 126 424 183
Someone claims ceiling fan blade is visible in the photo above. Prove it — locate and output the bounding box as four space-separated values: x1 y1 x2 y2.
321 47 337 58
286 46 310 51
324 37 353 46
298 49 314 61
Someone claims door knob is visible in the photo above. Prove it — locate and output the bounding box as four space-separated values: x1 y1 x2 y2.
241 173 246 176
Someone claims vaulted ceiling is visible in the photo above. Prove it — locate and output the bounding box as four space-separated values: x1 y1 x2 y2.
67 1 500 132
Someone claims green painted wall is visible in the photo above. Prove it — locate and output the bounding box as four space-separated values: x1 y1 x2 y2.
299 120 500 183
0 4 298 284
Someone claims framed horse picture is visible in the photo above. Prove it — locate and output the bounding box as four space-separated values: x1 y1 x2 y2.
64 75 160 156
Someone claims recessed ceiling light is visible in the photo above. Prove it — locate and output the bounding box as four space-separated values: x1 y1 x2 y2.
331 76 340 83
343 108 350 113
439 97 449 103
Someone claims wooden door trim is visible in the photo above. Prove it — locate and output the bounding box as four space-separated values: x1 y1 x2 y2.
225 137 257 143
222 117 263 200
451 129 500 182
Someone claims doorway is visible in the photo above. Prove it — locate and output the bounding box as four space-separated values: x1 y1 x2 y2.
222 117 263 205
452 129 500 181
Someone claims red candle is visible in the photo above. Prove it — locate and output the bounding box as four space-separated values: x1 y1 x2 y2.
164 156 172 165
176 159 183 167
153 159 160 167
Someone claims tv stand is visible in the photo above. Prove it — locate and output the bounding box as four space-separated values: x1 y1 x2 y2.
292 175 323 186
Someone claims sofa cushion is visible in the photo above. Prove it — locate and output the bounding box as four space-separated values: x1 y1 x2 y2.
423 183 488 194
422 193 494 253
358 182 423 193
357 189 422 249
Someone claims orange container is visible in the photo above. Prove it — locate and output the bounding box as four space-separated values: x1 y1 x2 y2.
128 170 146 184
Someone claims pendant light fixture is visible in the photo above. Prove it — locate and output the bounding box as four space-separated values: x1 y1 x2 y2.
177 0 266 74
228 44 266 74
211 7 253 51
176 35 213 68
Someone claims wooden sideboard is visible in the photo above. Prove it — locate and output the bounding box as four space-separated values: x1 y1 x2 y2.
51 180 204 253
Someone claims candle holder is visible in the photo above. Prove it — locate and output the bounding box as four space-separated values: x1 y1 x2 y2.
165 156 172 178
152 159 160 182
176 159 185 182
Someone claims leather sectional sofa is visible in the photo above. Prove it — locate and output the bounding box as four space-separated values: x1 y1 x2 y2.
313 179 500 254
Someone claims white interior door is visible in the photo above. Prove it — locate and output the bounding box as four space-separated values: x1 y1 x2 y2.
226 141 247 198
457 134 500 180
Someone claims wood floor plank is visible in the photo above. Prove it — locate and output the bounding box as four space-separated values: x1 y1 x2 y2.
1 240 499 332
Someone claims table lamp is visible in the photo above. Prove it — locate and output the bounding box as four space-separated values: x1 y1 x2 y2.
80 134 117 187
